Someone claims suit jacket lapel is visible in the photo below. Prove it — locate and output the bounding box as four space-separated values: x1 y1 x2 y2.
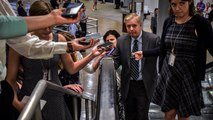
142 31 149 51
142 31 149 69
124 35 131 68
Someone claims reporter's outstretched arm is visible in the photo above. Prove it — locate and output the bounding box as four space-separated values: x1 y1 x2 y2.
70 37 99 51
6 35 98 59
61 45 104 74
24 9 81 32
0 9 81 39
0 16 27 39
6 34 68 59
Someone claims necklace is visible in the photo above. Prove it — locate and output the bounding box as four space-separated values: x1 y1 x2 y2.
168 16 190 67
170 23 185 53
170 16 191 53
175 16 191 24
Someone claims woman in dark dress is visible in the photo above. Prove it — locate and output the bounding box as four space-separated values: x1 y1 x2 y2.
135 0 213 120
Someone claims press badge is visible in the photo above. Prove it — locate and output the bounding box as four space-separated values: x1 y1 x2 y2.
168 53 175 66
43 69 51 80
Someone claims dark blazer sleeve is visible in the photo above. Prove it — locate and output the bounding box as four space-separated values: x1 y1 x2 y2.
143 16 173 72
112 36 122 69
194 14 213 81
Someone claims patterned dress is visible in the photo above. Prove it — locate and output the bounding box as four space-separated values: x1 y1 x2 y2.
18 34 72 120
152 17 204 117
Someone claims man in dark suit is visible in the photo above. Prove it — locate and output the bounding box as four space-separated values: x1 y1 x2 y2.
113 13 160 120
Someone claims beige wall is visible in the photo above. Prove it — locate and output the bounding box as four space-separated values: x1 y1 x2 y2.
144 0 158 13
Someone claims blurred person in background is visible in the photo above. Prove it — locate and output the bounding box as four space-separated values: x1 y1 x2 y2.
196 0 205 16
151 8 158 34
92 0 97 11
50 0 59 9
17 0 27 16
79 5 88 37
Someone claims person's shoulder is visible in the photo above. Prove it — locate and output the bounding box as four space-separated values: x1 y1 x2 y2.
193 14 209 24
118 34 129 40
117 34 130 45
143 31 159 39
162 16 173 29
164 16 173 23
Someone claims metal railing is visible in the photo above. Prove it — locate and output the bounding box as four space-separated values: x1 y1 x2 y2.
96 57 118 120
53 17 98 34
87 17 98 33
18 80 94 120
18 58 118 120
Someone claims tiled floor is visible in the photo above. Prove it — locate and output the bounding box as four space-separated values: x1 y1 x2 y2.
82 0 151 35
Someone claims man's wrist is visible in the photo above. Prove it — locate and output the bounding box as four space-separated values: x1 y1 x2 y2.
67 42 74 53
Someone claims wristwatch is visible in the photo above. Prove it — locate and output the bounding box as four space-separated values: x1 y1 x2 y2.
66 42 74 53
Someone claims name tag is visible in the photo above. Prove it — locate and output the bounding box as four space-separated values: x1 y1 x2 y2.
168 53 175 67
43 69 51 81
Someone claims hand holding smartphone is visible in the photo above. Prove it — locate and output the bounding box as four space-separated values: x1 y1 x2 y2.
79 33 102 45
62 3 84 18
78 38 91 45
97 41 113 50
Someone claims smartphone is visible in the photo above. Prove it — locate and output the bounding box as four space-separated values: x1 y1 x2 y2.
78 39 91 45
62 3 84 18
97 41 113 49
79 33 102 45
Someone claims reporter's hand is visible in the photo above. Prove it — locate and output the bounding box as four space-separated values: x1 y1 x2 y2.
132 51 143 60
70 37 99 51
91 47 105 57
51 8 81 25
99 51 108 58
64 84 84 94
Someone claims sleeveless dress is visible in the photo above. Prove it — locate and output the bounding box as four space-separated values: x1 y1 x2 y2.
152 17 204 117
18 34 72 120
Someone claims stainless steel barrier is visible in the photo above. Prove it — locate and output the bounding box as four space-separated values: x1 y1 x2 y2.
18 80 93 120
87 17 98 33
18 58 118 120
96 57 118 120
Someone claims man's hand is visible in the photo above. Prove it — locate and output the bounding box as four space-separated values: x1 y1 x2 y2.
69 37 99 51
50 8 81 25
132 51 143 60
